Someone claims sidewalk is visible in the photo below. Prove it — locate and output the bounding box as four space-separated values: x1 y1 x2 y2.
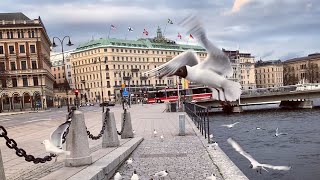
0 109 50 116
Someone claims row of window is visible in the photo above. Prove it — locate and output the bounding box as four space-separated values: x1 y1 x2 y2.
255 67 282 73
257 79 283 84
256 73 283 79
0 30 36 39
0 76 39 88
0 60 38 71
0 44 36 55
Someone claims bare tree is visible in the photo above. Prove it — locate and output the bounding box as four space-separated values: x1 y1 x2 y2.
283 64 299 85
306 61 320 83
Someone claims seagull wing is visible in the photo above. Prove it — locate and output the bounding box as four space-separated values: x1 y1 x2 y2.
232 122 240 126
221 124 230 127
144 50 200 78
50 121 71 148
180 15 233 77
227 138 259 165
261 164 291 171
154 171 165 177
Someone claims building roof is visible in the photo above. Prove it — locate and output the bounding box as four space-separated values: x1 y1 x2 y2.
0 12 30 21
73 37 206 53
284 53 320 63
255 59 282 67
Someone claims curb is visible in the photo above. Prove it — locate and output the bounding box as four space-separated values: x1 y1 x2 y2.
185 113 249 180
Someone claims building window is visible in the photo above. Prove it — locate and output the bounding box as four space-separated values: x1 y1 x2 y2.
0 32 2 39
107 81 110 88
22 76 28 87
30 45 36 53
1 78 7 88
21 61 27 70
33 77 38 86
0 62 5 71
19 45 25 53
10 62 16 70
9 46 14 54
12 78 17 87
18 31 24 38
7 32 13 39
0 46 4 54
32 61 37 69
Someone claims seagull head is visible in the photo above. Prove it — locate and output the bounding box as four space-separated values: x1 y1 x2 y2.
165 170 168 173
172 66 187 78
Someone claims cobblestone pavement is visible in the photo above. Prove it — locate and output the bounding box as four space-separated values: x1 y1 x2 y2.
114 104 222 180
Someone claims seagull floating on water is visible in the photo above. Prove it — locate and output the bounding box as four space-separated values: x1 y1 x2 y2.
144 15 241 102
152 170 168 179
256 127 266 130
42 139 70 162
131 170 139 180
275 128 287 137
160 135 164 142
221 122 239 128
114 172 123 180
227 138 291 174
206 173 216 180
208 142 218 150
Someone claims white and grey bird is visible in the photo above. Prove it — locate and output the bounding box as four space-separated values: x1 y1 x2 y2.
50 120 71 148
275 128 288 137
131 170 139 180
126 157 133 165
227 138 291 174
209 134 214 142
153 129 157 137
153 170 168 179
256 127 266 130
114 172 123 180
221 122 239 128
144 16 241 102
133 130 136 134
206 173 217 180
42 139 70 162
160 135 164 142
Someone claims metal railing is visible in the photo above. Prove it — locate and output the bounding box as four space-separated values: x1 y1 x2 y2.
184 101 210 143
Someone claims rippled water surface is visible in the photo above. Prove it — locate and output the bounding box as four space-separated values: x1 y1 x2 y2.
209 105 320 180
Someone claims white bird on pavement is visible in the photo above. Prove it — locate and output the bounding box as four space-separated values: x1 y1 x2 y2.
133 130 136 134
206 173 216 180
160 135 164 142
153 170 168 179
131 170 139 180
126 157 133 165
275 128 288 137
153 129 157 137
144 16 241 102
114 172 123 180
209 134 214 142
221 122 239 128
42 139 70 162
208 142 218 150
227 138 291 174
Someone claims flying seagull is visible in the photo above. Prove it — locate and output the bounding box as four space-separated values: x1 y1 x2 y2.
227 138 291 174
275 128 288 137
221 122 240 128
144 16 241 102
42 139 70 162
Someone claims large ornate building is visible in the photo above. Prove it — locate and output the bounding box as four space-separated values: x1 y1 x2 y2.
255 59 283 88
0 13 54 112
283 53 320 85
70 27 208 103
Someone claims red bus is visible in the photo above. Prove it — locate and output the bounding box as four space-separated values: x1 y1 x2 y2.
146 87 212 103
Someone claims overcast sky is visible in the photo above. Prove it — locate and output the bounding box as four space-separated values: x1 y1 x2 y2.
1 0 319 60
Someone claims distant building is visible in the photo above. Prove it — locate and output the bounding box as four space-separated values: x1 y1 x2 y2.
283 53 320 85
255 60 283 88
223 49 256 90
0 12 54 112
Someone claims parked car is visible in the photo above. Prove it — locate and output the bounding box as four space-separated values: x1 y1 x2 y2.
99 101 115 107
86 103 94 106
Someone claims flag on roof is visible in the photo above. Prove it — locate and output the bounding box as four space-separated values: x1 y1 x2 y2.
143 29 149 36
177 33 182 39
189 34 194 39
111 24 116 30
128 27 133 32
168 18 173 24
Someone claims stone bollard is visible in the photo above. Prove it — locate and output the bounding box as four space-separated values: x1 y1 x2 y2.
65 110 92 167
178 114 185 136
121 111 134 139
0 148 6 180
102 112 120 147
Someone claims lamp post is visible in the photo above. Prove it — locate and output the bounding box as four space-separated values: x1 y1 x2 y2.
94 57 105 112
52 36 73 112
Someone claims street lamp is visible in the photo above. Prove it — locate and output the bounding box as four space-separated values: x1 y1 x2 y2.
52 36 73 112
94 57 105 112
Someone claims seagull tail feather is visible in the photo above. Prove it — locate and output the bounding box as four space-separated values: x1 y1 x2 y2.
221 80 242 102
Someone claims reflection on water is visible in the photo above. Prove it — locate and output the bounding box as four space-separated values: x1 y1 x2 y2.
209 105 320 180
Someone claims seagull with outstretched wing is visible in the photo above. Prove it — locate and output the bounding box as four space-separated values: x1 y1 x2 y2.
144 16 241 102
227 138 291 174
50 118 72 148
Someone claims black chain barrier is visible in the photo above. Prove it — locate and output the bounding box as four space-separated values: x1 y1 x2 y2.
86 108 110 140
117 108 127 135
0 126 56 164
62 107 76 144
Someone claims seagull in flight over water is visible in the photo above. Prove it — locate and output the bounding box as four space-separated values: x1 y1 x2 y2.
221 122 239 128
227 138 291 174
275 128 288 137
144 15 242 103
